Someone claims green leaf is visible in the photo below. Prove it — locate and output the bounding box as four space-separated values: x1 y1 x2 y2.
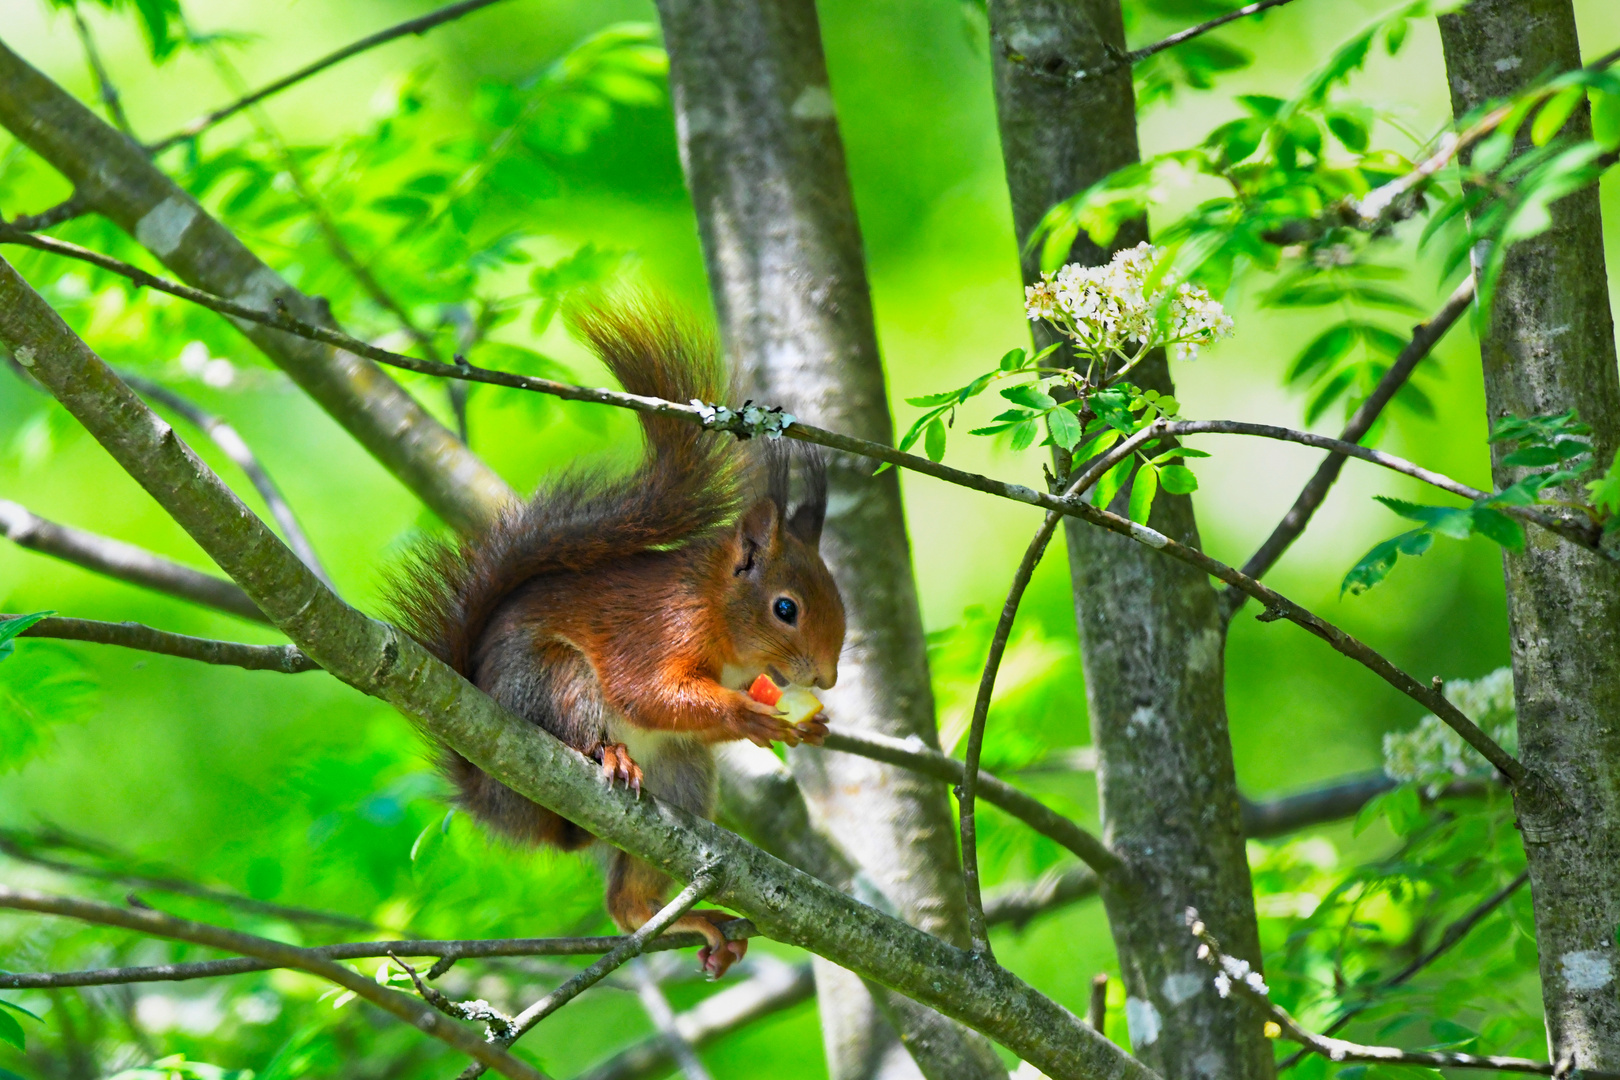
0 611 52 664
924 418 948 463
1375 496 1475 539
1001 384 1057 410
1469 507 1524 550
1046 407 1083 451
1342 529 1433 595
1092 456 1135 510
898 407 948 454
0 1009 23 1052
1501 440 1590 467
1530 85 1585 147
1287 323 1358 383
999 348 1027 372
1009 419 1039 452
0 1000 41 1023
1158 464 1199 495
1091 387 1136 433
906 389 966 407
1128 463 1159 523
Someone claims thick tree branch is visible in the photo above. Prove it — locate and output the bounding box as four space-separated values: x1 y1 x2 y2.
0 498 270 623
1228 276 1477 617
123 374 332 586
146 0 516 154
13 614 314 672
0 886 551 1080
0 41 513 531
0 254 1150 1080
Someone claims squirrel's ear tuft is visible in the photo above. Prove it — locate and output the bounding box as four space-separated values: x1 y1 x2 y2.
786 450 827 548
733 498 780 576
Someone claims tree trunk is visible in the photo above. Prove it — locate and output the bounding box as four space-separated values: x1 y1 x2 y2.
985 3 1273 1077
1439 4 1620 1067
653 2 1006 1077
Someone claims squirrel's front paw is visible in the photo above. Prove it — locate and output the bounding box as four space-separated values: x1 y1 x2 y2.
731 695 801 748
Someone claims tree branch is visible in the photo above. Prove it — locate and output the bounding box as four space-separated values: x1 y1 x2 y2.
1227 276 1477 618
1164 418 1602 552
0 499 270 623
12 614 314 672
1186 911 1614 1079
456 870 721 1080
0 42 513 531
1278 869 1531 1070
578 958 814 1080
1127 0 1306 65
0 923 757 991
822 729 1123 880
0 252 1150 1080
146 0 517 154
0 824 376 931
122 373 333 587
67 5 136 141
3 192 89 232
0 886 552 1080
629 959 715 1080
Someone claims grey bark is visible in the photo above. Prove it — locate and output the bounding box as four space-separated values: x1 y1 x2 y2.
986 2 1272 1076
0 38 513 532
652 3 1004 1078
0 255 1150 1080
1438 4 1620 1066
0 498 271 623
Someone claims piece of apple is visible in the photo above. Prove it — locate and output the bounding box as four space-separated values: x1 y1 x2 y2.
775 686 824 729
747 674 782 707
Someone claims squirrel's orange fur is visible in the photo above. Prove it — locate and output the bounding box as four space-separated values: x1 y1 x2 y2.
386 299 845 977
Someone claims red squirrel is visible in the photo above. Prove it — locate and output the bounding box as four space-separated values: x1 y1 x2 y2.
387 300 846 978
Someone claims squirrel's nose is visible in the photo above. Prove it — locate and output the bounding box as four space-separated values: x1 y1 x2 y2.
814 661 837 690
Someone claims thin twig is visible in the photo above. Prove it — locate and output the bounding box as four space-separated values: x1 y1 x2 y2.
577 959 814 1080
1278 870 1531 1070
821 729 1123 879
0 886 552 1080
1185 910 1610 1079
122 374 333 587
1164 419 1599 550
1086 973 1109 1031
3 193 89 232
0 920 755 990
389 952 516 1039
457 868 722 1080
1229 275 1477 619
193 46 469 440
0 229 1542 816
1128 0 1305 65
0 498 270 623
12 615 315 672
68 6 136 141
630 960 715 1080
146 0 517 154
0 824 372 930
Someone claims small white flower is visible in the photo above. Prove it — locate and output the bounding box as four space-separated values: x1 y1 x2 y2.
1023 243 1233 366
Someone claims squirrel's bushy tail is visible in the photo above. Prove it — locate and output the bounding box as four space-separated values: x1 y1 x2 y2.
388 297 740 677
384 298 740 847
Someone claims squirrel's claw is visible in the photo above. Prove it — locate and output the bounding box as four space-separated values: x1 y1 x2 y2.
593 743 645 794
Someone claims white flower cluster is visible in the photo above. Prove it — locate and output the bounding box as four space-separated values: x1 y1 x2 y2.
1024 242 1234 360
1383 667 1518 787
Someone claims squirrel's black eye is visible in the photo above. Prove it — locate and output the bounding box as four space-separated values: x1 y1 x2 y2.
773 597 799 626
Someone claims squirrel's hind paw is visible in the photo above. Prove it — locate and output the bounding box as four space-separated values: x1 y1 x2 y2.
593 742 644 795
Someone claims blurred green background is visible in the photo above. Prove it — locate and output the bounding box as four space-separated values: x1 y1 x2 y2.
1 0 1617 1075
